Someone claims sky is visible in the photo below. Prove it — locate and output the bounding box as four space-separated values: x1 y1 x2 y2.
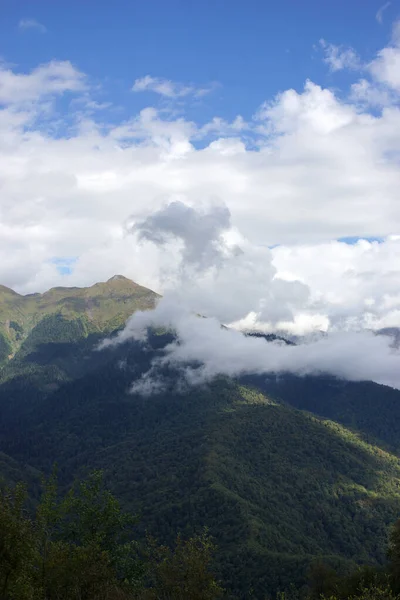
1 0 393 125
2 0 400 388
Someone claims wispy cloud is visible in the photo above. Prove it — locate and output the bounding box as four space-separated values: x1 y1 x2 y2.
320 39 361 72
18 18 47 33
350 78 394 107
376 2 390 24
132 75 212 98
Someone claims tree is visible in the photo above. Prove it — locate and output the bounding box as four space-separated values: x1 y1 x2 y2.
388 519 400 594
143 529 223 600
308 562 340 600
0 473 222 600
0 471 142 600
0 483 38 600
37 470 143 599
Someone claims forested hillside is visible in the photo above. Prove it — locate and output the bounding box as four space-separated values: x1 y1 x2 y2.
1 279 400 599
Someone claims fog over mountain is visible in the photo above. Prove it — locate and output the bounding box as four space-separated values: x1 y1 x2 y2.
96 200 400 392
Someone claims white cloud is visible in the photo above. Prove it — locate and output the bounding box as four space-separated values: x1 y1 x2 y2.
271 237 400 332
131 200 232 271
319 20 400 104
103 297 400 392
132 75 211 98
18 18 47 33
127 200 310 325
0 70 399 299
0 60 86 105
376 2 391 24
1 70 400 294
349 78 395 107
368 20 400 91
199 115 248 138
320 39 361 72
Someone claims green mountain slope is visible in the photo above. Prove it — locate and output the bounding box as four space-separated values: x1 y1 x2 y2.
80 381 400 597
0 276 159 388
244 374 400 453
2 353 400 598
0 275 158 361
1 279 400 598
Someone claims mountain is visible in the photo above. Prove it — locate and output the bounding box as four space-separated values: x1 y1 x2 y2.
1 278 400 598
243 373 400 453
0 276 159 390
0 275 158 362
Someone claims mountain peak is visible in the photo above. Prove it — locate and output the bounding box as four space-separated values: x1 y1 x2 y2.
0 276 159 361
0 285 20 297
107 275 131 283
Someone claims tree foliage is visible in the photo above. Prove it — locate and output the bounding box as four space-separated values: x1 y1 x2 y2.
0 472 222 600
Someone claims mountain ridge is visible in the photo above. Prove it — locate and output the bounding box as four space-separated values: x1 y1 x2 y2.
0 275 159 363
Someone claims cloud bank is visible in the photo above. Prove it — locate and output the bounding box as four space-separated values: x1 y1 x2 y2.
103 297 400 393
102 198 400 393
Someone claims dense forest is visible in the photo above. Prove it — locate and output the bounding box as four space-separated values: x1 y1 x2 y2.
0 470 223 599
3 471 400 599
1 279 400 598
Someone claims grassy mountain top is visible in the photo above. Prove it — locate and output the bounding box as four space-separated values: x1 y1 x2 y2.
0 275 159 361
0 285 20 298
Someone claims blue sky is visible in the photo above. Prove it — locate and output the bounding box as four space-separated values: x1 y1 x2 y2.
1 0 396 124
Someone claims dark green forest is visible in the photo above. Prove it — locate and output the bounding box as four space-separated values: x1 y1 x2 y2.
3 469 400 600
1 279 400 598
0 470 223 599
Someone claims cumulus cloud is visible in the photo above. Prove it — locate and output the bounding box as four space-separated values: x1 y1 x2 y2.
18 18 47 33
368 20 400 91
349 78 395 107
127 199 311 325
131 200 232 271
271 236 400 332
